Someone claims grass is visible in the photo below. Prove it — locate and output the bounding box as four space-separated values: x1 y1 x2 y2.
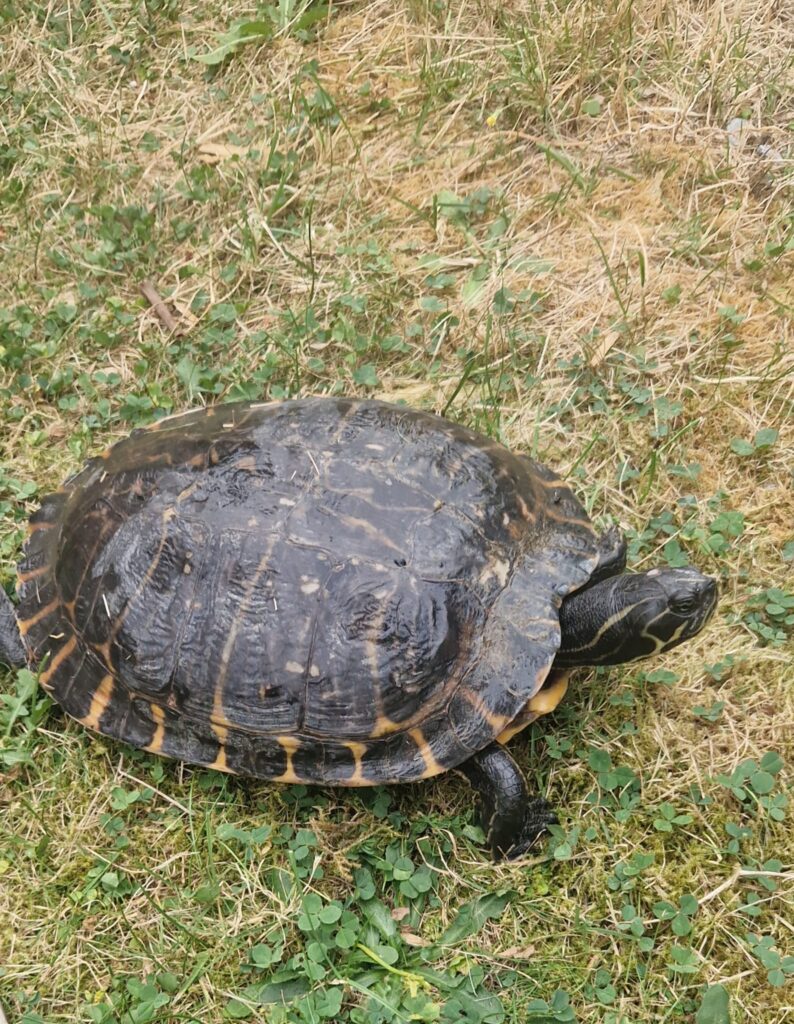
0 1 792 1021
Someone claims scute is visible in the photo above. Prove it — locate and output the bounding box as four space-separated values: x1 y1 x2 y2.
16 398 600 785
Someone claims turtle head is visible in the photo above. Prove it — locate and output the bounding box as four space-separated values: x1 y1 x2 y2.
555 567 717 667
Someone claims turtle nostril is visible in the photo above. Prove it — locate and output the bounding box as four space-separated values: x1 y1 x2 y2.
700 578 719 619
692 576 716 598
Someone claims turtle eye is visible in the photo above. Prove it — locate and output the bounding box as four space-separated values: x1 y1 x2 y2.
671 594 697 615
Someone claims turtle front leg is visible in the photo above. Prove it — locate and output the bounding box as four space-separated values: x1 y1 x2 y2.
457 743 557 860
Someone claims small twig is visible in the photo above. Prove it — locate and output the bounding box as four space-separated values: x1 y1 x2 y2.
697 867 794 909
140 279 181 333
698 867 742 905
740 869 794 879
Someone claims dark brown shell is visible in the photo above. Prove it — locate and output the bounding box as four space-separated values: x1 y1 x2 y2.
17 399 599 785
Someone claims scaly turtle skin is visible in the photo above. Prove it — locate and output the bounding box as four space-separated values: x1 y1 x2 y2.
0 398 717 859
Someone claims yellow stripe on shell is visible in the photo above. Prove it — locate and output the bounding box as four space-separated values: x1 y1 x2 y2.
408 727 445 778
369 714 402 737
274 735 302 783
344 741 368 785
145 703 166 754
16 565 49 586
38 635 77 688
25 520 55 536
208 723 229 772
459 689 512 734
79 674 115 731
17 598 60 635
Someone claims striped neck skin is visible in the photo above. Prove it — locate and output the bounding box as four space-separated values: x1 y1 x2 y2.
554 568 718 668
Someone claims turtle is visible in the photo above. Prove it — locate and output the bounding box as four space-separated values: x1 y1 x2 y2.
0 398 717 859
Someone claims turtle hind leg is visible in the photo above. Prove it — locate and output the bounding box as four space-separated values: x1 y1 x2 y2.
457 743 557 860
0 588 26 668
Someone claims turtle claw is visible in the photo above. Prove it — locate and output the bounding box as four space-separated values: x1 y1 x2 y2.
502 798 558 861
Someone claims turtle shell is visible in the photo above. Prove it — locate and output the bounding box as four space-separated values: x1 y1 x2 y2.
17 399 599 785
